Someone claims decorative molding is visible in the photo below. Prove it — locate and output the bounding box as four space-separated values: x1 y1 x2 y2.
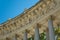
0 0 60 40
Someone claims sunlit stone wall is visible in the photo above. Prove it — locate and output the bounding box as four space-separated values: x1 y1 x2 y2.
0 0 60 40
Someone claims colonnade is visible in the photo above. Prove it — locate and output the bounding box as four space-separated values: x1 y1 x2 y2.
5 16 59 40
22 16 56 40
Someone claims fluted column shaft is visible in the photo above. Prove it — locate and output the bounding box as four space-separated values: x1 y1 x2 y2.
12 34 18 40
34 26 40 40
46 28 49 40
48 17 55 40
57 24 60 40
23 31 27 40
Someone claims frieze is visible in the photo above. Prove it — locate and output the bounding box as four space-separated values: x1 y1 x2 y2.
0 0 59 39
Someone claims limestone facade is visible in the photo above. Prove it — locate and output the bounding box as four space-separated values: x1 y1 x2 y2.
0 0 60 40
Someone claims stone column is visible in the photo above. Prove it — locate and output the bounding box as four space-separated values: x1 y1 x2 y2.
34 25 40 40
13 35 17 40
5 37 12 40
48 16 55 40
57 24 60 40
46 28 49 40
6 37 11 40
23 30 27 40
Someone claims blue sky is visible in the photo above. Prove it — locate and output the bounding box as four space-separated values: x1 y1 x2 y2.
0 0 39 24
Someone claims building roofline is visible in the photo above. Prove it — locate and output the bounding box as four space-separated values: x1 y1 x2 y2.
1 0 42 25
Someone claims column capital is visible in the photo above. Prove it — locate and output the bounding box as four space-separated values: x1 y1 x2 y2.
24 29 30 33
34 23 41 29
6 37 11 40
37 23 41 28
15 34 20 38
46 15 55 21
